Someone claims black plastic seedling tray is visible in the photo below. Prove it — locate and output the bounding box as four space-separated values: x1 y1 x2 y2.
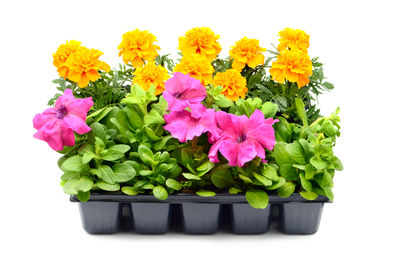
70 193 329 235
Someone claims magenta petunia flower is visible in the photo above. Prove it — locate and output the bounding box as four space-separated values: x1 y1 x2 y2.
33 89 93 151
162 72 207 119
208 109 278 167
164 105 220 143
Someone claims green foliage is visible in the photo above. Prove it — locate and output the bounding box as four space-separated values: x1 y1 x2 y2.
50 64 133 111
272 101 342 201
58 84 182 201
48 43 341 208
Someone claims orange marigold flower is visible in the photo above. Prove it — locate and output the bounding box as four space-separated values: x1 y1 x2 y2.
229 37 266 71
173 54 214 86
132 62 170 95
269 48 312 88
277 28 310 52
178 27 222 61
66 47 110 88
118 29 160 68
213 69 248 101
53 40 82 78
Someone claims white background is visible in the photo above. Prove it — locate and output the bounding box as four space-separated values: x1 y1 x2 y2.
1 0 399 266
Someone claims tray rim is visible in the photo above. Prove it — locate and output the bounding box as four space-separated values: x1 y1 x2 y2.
70 192 329 204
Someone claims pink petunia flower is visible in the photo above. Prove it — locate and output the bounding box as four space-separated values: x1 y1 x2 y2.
33 89 93 151
164 105 220 143
208 109 278 167
162 72 207 119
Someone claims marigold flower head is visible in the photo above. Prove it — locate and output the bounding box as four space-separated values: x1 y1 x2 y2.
269 48 312 88
66 46 110 88
53 40 82 78
178 27 222 61
132 62 169 95
173 54 214 86
229 37 266 71
213 69 248 101
277 28 310 52
118 29 160 68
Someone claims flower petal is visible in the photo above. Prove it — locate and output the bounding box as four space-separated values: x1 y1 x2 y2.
237 140 258 167
55 89 75 109
33 120 64 151
63 114 91 134
33 108 57 130
66 97 94 121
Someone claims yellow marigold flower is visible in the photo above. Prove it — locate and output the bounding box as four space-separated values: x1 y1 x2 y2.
173 54 214 86
229 37 266 71
213 69 248 101
53 40 82 78
132 62 170 95
118 29 160 68
277 28 310 52
269 48 312 88
66 47 110 88
178 27 222 61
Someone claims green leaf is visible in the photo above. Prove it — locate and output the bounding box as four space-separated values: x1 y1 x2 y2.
109 144 131 153
88 122 107 143
273 142 292 165
286 142 306 164
77 191 91 202
139 170 153 176
300 191 318 200
322 170 333 187
322 120 336 136
124 106 144 129
87 107 112 123
90 165 115 184
261 165 279 181
95 180 120 191
61 171 77 181
261 102 278 118
166 178 182 190
277 181 296 198
333 157 344 171
121 186 138 195
153 185 168 200
211 169 233 188
61 156 85 172
253 172 273 186
323 186 334 201
246 189 269 209
63 175 93 195
322 81 334 90
266 177 286 190
279 164 298 180
182 173 201 180
295 98 308 127
144 110 165 125
228 187 242 194
113 163 136 182
94 137 105 155
153 136 174 151
196 190 216 197
305 164 315 180
214 95 233 108
310 156 327 170
298 139 310 159
300 173 312 192
138 144 154 165
196 161 215 177
144 127 161 141
101 150 125 161
238 174 253 184
181 148 195 173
